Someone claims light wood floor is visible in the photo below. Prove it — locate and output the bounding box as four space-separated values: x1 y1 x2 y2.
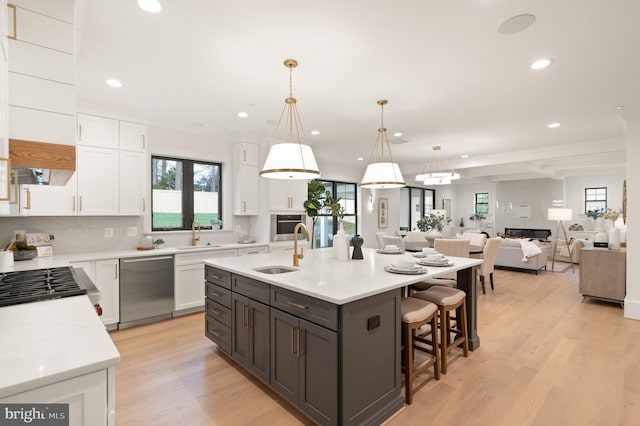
110 264 640 425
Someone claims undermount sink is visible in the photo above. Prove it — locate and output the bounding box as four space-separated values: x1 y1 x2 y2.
253 265 298 274
175 245 222 250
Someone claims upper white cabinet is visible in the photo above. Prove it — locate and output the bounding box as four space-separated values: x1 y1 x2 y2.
268 180 307 212
77 114 119 149
20 179 77 216
232 142 258 215
119 121 147 152
76 145 119 215
7 0 76 146
119 150 147 215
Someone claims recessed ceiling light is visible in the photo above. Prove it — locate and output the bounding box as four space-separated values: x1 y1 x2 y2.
548 122 561 128
460 154 469 159
530 58 552 70
311 130 320 135
237 112 248 118
137 0 162 13
498 14 536 35
356 157 364 161
616 105 625 110
393 132 403 137
106 79 123 88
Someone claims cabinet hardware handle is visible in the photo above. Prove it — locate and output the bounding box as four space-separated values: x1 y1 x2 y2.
287 301 309 310
291 328 296 355
142 134 146 149
297 328 302 357
114 264 118 280
243 150 246 162
210 291 221 298
72 195 76 212
79 124 82 141
7 4 16 39
142 198 145 212
211 309 221 316
243 304 248 327
24 188 31 210
243 201 246 212
210 274 222 280
211 330 222 337
79 196 83 211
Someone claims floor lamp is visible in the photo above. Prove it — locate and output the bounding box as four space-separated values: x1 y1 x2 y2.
548 208 574 273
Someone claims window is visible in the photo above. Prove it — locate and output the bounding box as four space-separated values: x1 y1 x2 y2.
399 187 435 230
585 187 607 215
475 193 489 214
151 156 222 231
313 180 357 248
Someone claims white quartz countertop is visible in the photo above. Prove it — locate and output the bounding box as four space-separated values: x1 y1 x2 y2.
1 242 269 272
203 248 483 304
0 296 121 399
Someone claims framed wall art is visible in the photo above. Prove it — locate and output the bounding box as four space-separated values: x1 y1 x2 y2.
378 198 388 228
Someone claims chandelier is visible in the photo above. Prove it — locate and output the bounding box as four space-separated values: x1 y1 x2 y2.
260 59 320 180
360 100 405 188
415 146 460 185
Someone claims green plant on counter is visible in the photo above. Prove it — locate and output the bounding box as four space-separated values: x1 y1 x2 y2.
153 238 165 248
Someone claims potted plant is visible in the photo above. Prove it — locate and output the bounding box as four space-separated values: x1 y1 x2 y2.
304 180 328 248
416 213 449 233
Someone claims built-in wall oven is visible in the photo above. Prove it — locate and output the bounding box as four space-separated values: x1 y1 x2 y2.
270 214 307 241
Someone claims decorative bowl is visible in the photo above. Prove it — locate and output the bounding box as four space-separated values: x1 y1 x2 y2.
13 250 37 261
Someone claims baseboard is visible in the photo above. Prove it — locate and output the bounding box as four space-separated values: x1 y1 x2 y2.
624 298 640 320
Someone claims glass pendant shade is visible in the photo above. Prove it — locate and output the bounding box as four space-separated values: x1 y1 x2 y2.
260 143 320 179
260 59 321 180
360 100 405 189
361 162 405 188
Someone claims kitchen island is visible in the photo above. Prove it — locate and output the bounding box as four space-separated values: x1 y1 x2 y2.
203 247 482 425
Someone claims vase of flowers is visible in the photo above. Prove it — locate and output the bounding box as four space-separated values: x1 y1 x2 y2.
417 212 451 241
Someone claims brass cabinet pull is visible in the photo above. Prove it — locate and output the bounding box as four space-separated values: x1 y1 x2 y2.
211 330 222 337
72 195 76 212
7 4 16 40
79 195 83 211
210 274 222 280
210 309 222 316
210 291 221 298
79 124 82 141
142 134 146 150
24 187 31 210
142 197 145 212
114 264 118 280
287 301 309 310
243 200 246 212
243 149 246 163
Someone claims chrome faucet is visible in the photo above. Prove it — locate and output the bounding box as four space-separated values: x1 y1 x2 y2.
191 220 201 246
293 222 310 267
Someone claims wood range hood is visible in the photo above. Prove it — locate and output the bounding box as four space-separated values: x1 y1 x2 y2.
9 139 76 186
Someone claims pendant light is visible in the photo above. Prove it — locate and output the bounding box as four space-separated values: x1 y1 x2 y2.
415 146 460 185
360 100 405 188
260 59 321 180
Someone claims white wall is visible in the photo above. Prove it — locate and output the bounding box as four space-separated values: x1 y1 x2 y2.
564 174 626 217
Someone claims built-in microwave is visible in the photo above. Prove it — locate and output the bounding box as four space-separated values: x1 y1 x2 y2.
270 214 307 241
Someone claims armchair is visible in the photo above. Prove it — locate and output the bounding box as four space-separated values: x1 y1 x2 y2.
553 234 594 264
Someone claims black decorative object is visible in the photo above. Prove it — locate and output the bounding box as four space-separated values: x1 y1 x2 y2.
351 234 364 260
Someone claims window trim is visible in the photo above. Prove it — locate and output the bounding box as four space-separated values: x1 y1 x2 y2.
151 155 223 231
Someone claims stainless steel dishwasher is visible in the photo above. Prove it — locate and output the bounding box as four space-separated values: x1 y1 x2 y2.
119 255 174 328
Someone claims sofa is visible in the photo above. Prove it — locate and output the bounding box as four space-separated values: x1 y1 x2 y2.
494 238 547 274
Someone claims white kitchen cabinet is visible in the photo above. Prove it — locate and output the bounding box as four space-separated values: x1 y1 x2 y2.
76 145 119 215
20 178 77 216
9 5 74 53
0 369 111 426
269 242 296 254
234 142 259 166
9 106 76 145
119 121 147 152
9 38 74 84
119 150 147 215
174 249 236 312
95 259 120 327
77 114 119 149
0 0 8 215
8 72 75 115
9 0 75 23
232 142 259 215
269 179 307 212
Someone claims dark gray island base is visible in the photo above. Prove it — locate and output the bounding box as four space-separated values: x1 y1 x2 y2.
205 265 403 425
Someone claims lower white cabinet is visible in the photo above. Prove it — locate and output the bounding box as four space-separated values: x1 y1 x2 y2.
0 368 113 426
94 259 120 327
174 249 236 312
238 246 268 256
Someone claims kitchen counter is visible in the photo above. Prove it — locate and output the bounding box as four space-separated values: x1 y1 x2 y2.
0 295 120 399
1 242 269 272
203 247 483 305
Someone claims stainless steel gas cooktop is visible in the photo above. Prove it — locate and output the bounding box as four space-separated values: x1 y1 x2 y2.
0 266 89 307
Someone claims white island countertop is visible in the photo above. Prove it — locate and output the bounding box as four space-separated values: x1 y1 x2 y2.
204 247 482 305
0 296 120 399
